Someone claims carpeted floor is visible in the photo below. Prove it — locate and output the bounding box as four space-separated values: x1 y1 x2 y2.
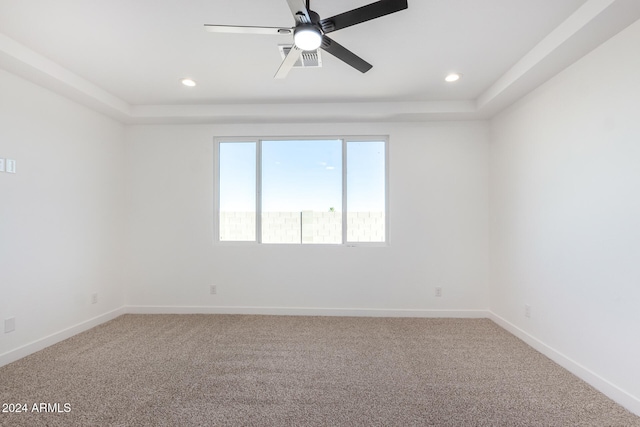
0 314 638 426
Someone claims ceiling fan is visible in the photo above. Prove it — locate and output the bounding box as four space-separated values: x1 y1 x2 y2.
204 0 408 78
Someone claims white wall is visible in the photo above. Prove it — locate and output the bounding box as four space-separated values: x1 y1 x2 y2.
125 121 489 314
0 69 126 361
489 20 640 411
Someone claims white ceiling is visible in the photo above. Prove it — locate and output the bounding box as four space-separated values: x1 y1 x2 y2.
1 0 639 123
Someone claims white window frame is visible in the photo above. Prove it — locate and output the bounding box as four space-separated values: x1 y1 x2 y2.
213 136 389 246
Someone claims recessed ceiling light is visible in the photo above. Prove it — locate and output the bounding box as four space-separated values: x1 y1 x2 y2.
181 78 196 87
445 73 462 83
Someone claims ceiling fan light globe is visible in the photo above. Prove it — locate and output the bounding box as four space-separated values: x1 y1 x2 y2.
294 26 322 51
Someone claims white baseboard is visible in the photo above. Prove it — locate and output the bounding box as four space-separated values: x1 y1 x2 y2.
489 311 640 417
0 307 125 368
125 305 490 318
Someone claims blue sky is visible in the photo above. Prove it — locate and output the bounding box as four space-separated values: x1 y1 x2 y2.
219 139 385 212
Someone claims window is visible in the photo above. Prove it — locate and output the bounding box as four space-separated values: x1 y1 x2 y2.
218 142 256 241
216 137 387 244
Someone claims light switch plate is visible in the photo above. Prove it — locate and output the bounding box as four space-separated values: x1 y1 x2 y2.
6 159 16 173
0 158 5 172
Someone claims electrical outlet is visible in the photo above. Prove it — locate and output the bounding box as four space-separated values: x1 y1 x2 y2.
210 285 217 295
435 287 442 297
4 317 16 333
0 158 5 172
91 293 98 304
6 159 16 174
525 304 531 318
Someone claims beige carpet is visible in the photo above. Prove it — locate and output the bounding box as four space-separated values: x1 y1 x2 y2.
0 314 638 426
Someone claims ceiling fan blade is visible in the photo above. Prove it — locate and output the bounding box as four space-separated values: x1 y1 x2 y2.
286 0 311 24
320 36 372 73
319 0 408 34
204 24 293 35
274 45 303 79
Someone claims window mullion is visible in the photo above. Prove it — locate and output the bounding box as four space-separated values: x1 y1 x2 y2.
214 140 220 243
256 139 262 243
342 139 347 245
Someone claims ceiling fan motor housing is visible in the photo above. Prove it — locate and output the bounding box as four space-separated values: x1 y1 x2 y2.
307 10 321 24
